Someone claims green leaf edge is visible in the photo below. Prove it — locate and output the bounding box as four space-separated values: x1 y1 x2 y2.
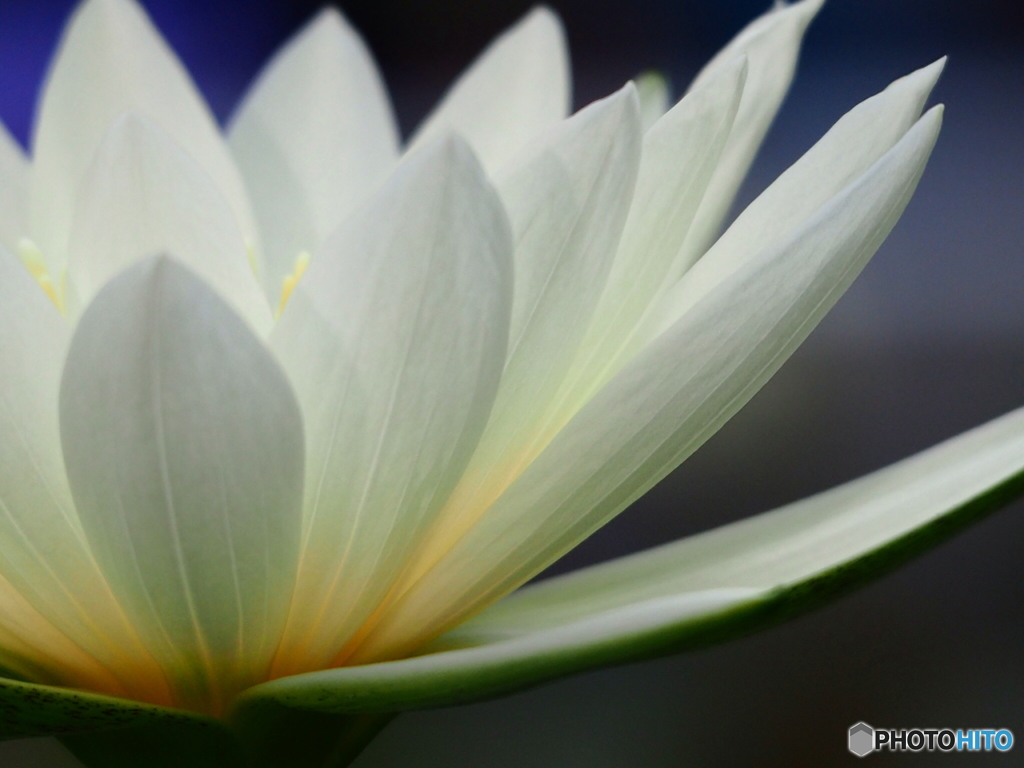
0 676 220 741
230 461 1024 718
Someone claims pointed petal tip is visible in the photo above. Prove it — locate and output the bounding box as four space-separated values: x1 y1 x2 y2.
106 109 148 138
562 80 640 141
124 251 175 285
911 56 948 90
763 0 824 33
514 5 569 65
70 0 147 32
400 130 496 200
99 252 214 305
310 4 343 25
884 57 947 101
416 130 479 168
793 0 827 20
608 79 641 115
885 103 943 171
523 5 565 33
924 101 945 124
304 5 356 39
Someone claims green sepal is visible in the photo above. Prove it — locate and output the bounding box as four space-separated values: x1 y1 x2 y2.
0 677 212 741
0 676 242 766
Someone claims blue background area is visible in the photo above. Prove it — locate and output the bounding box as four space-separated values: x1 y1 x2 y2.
0 1 1021 765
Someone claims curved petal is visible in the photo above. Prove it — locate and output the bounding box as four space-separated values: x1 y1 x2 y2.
679 0 824 265
545 57 747 422
228 8 400 298
404 60 745 566
230 401 1024 718
407 7 570 175
65 114 273 335
396 84 642 588
269 135 512 677
347 106 943 663
0 120 27 254
645 59 944 337
59 256 305 715
30 0 259 274
0 246 169 704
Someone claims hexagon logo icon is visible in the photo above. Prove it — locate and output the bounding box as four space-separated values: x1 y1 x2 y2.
849 722 875 757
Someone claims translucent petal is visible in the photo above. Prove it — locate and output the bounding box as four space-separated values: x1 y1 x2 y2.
0 571 126 695
59 256 304 715
228 8 400 298
396 85 642 588
269 136 512 675
407 7 570 175
233 402 1024 718
0 246 169 704
679 0 824 265
65 114 273 335
30 0 259 274
349 106 943 663
416 60 742 527
646 59 944 338
449 403 1024 642
545 58 747 421
0 120 28 254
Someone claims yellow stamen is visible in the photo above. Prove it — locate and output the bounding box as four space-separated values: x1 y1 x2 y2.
17 238 64 313
277 251 311 317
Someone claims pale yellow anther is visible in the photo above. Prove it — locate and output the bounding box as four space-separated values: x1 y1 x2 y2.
277 251 311 317
17 238 65 313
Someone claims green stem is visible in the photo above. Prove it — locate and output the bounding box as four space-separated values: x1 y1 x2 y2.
228 697 394 768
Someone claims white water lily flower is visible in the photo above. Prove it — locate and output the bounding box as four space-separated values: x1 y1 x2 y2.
2 0 1024 765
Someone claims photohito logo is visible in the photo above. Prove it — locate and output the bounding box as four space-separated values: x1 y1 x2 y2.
848 723 1014 757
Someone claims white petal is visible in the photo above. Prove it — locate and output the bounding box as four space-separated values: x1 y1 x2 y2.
0 121 28 254
59 256 305 714
256 403 1024 714
269 136 513 675
646 59 944 338
450 403 1024 641
407 7 570 175
679 0 824 265
228 8 400 298
634 71 670 133
65 114 273 335
0 246 170 704
549 58 747 417
402 85 642 580
435 60 743 511
349 106 943 663
30 0 260 274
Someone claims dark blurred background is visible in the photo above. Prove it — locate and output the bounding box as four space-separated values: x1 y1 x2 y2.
0 0 1022 766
